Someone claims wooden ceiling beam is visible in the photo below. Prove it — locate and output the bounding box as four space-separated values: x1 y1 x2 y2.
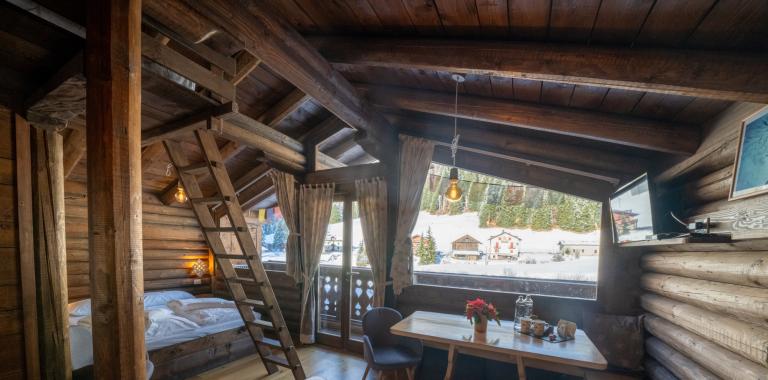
141 101 238 146
151 0 396 159
432 146 614 202
231 50 260 85
363 86 699 155
141 32 235 101
311 37 768 103
392 114 648 179
142 15 236 76
257 89 310 127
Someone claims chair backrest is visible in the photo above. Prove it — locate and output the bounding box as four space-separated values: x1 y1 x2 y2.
362 307 403 347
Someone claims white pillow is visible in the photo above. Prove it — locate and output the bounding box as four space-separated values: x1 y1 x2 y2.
143 291 195 308
68 299 92 316
68 291 195 316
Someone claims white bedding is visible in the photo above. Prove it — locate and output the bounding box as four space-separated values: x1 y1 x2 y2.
69 297 253 371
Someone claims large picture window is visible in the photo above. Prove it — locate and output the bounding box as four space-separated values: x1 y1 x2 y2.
410 163 602 298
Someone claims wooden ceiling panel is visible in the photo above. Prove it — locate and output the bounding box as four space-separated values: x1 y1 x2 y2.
589 0 655 45
674 98 733 125
476 0 509 37
489 76 516 99
291 0 364 34
432 0 481 34
363 0 416 33
264 0 320 33
401 0 444 35
598 88 644 115
508 0 551 40
634 0 716 47
686 0 768 50
512 79 542 103
569 85 609 110
548 0 601 43
540 82 575 107
630 93 694 121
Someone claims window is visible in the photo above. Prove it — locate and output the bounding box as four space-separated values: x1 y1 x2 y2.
260 208 288 264
412 163 602 299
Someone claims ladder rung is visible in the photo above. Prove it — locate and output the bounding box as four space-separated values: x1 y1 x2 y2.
216 253 257 260
228 276 259 284
190 196 232 205
263 355 300 369
256 337 283 349
247 319 281 332
236 298 274 311
203 226 246 233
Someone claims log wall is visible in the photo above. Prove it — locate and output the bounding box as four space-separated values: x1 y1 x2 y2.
0 108 26 378
64 180 212 301
642 102 768 379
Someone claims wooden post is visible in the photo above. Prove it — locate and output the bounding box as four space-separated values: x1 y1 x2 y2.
34 129 71 379
14 114 41 380
85 0 146 378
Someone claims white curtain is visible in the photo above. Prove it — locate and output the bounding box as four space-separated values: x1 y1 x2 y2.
269 171 302 282
355 178 387 307
298 183 335 344
391 136 435 294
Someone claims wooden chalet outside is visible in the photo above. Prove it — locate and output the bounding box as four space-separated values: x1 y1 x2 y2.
0 0 766 379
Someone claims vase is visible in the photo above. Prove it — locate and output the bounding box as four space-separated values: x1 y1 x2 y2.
474 315 488 333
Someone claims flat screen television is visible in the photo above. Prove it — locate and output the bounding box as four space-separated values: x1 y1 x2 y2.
609 174 656 243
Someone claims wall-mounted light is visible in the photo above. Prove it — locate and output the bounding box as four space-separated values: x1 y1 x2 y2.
192 259 207 278
174 181 187 203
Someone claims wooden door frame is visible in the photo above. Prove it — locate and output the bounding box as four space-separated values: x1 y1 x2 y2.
315 194 363 354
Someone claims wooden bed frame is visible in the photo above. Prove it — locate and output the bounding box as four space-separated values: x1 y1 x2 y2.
72 326 255 380
149 326 256 380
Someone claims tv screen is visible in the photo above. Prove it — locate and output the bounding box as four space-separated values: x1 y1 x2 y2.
610 174 655 243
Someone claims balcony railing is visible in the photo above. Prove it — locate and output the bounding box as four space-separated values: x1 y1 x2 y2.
318 265 374 339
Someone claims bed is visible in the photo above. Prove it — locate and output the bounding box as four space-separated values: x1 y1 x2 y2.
69 291 258 380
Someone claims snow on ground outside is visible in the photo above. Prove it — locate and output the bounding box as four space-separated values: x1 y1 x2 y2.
327 211 599 254
311 211 599 281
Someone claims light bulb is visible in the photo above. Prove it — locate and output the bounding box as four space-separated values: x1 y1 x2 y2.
174 183 187 203
444 167 463 202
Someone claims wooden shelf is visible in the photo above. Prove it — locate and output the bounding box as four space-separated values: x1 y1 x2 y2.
617 235 732 248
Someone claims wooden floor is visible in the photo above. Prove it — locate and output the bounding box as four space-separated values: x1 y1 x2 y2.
190 345 376 380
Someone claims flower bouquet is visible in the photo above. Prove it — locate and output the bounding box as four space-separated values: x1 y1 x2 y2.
465 297 501 333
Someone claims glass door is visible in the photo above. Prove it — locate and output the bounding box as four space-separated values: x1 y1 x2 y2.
316 196 376 352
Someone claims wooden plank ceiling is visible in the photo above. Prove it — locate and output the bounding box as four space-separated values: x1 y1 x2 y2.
3 0 767 208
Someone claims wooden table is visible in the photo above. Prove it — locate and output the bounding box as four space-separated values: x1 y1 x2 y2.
390 311 607 380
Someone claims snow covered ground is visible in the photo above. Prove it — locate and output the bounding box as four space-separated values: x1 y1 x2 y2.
326 211 599 253
266 211 600 281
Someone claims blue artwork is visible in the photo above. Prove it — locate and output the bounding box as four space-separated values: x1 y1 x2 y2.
732 108 768 199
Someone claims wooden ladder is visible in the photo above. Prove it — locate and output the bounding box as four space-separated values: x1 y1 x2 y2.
163 128 305 379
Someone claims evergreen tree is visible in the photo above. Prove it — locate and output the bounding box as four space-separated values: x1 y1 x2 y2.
329 203 342 224
416 228 438 265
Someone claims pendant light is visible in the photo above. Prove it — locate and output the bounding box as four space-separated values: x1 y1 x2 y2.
174 181 187 203
444 74 464 203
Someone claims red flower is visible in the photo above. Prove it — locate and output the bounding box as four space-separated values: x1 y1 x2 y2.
465 297 501 326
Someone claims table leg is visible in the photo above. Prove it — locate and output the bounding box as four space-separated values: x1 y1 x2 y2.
444 345 458 380
516 355 526 380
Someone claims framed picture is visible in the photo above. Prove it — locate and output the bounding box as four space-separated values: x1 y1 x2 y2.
730 106 768 200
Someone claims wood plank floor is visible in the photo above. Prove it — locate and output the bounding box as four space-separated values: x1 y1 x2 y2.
190 345 377 380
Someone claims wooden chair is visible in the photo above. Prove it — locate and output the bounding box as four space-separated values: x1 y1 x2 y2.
362 308 422 380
